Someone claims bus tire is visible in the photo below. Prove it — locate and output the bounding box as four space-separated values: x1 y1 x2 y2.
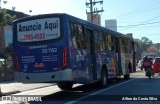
124 74 130 79
100 68 108 88
57 82 73 91
124 63 131 79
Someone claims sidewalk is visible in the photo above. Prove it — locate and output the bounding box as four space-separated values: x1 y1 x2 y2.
0 80 55 96
130 68 144 77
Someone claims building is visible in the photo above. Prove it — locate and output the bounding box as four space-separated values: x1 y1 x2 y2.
87 13 101 25
105 19 117 32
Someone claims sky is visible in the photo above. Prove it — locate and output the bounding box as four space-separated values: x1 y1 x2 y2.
1 0 160 43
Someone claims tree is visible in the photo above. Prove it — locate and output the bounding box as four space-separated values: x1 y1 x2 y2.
141 37 153 52
0 9 10 25
155 43 160 55
134 38 144 52
0 9 16 26
5 44 12 56
0 9 16 70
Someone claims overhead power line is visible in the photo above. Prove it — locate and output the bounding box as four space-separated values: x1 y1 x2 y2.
118 14 160 30
117 0 160 18
138 33 160 38
119 21 160 28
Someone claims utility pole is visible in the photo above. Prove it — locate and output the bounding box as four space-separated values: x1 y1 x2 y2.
86 0 104 23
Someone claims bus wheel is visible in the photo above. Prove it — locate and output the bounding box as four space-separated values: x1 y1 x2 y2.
100 68 108 88
57 82 73 91
124 63 131 79
124 74 130 79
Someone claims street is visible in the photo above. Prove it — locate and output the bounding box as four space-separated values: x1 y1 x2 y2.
0 0 160 104
1 69 160 104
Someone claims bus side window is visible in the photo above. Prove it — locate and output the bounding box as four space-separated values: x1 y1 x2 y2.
105 33 108 50
111 37 114 51
120 38 127 53
85 29 91 53
70 23 78 49
126 40 132 53
95 31 105 51
77 25 86 49
99 32 105 51
94 31 100 51
70 23 75 47
70 23 86 49
107 34 112 50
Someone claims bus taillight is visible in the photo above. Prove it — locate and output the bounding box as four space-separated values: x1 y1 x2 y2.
13 52 23 72
62 47 68 69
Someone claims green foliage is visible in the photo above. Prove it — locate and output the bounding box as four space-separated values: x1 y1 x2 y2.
135 37 153 52
140 37 153 52
0 9 16 26
141 37 153 45
0 9 9 25
5 44 12 56
155 43 160 55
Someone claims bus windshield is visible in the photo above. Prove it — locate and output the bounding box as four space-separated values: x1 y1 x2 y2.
17 17 60 43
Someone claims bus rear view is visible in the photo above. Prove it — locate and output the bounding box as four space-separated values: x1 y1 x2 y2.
13 14 73 83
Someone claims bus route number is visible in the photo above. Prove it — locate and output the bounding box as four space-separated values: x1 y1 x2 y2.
42 48 57 54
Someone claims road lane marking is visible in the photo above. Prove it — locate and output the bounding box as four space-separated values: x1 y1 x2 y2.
65 76 143 104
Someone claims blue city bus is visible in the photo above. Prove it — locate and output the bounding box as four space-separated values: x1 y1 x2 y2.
12 13 135 90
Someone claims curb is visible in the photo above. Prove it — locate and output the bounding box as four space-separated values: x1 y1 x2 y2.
0 91 20 97
0 84 55 97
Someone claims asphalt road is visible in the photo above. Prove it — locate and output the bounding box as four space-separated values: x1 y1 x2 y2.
1 69 160 104
40 71 160 104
